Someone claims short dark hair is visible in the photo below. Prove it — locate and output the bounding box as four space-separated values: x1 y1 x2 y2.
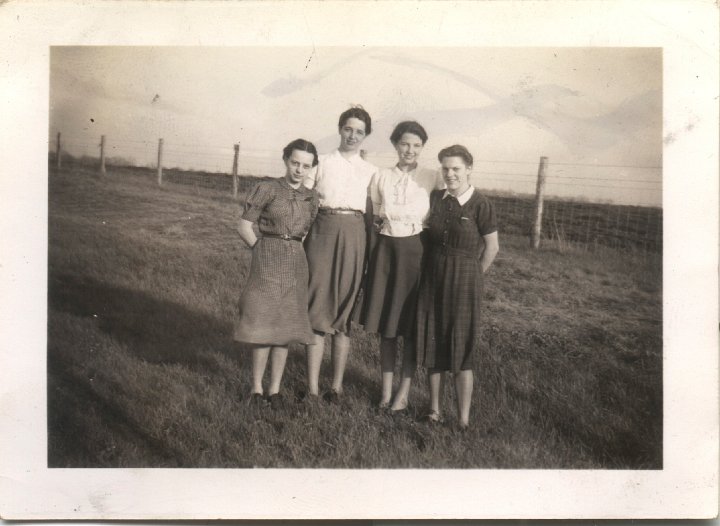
282 138 319 167
438 144 473 167
338 106 372 136
390 121 428 145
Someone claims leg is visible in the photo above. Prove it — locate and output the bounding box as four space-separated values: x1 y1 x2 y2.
251 346 271 395
391 338 416 411
330 332 351 393
305 333 325 396
454 369 474 428
427 367 444 418
267 346 289 396
380 336 397 406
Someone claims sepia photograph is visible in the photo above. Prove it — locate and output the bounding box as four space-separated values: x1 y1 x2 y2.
0 0 717 520
47 45 663 470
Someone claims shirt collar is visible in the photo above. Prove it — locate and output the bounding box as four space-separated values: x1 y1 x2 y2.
443 185 474 206
280 176 308 193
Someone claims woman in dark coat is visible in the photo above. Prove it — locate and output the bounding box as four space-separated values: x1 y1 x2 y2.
415 144 499 429
234 139 319 409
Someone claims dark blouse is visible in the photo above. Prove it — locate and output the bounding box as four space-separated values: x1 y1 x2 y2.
425 188 497 257
242 178 319 238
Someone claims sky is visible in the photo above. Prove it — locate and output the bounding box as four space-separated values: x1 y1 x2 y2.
50 46 662 206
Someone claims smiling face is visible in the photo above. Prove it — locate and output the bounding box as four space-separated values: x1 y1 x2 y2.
394 132 424 169
284 149 315 187
440 155 472 196
338 117 367 153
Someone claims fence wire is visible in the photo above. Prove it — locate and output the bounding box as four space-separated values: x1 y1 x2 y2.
48 135 662 254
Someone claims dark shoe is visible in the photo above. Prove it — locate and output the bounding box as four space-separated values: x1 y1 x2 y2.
391 408 410 420
296 390 319 403
250 393 266 406
322 389 341 404
267 393 284 410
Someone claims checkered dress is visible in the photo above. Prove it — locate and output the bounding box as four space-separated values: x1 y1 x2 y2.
233 179 319 346
415 189 497 372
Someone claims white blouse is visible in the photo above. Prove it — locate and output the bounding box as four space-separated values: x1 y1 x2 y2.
303 149 378 212
370 165 444 237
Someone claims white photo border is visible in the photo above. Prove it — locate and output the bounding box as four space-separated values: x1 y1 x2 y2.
0 0 717 520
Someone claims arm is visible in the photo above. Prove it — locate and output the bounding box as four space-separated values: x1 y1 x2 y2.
369 170 383 232
239 181 272 247
237 218 258 248
479 231 499 273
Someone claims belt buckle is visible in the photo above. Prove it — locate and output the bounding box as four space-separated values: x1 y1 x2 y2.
280 234 291 240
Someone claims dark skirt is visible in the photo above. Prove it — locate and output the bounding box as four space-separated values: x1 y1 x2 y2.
233 237 314 346
304 213 366 335
415 249 484 373
359 233 423 339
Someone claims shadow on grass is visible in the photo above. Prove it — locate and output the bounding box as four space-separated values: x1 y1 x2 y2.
47 361 186 467
48 272 235 366
47 272 244 466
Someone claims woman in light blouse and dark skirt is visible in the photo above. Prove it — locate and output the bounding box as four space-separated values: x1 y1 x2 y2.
415 144 499 429
359 121 443 412
234 139 319 409
302 107 378 402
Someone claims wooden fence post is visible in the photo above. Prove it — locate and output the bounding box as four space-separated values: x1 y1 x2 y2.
232 143 240 198
530 156 548 249
99 135 107 176
157 138 164 185
55 132 62 169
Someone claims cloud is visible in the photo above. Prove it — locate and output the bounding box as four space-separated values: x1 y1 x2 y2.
366 53 659 154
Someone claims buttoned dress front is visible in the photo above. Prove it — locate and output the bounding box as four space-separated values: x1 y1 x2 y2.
415 187 498 372
233 178 319 346
303 149 378 334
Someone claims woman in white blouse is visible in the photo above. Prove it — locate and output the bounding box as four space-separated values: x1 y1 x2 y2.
358 121 443 411
302 106 378 403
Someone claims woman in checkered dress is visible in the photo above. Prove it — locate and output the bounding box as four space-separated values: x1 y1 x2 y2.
415 145 499 429
234 139 319 408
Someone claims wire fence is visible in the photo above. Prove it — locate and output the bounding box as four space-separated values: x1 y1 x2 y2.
48 133 663 255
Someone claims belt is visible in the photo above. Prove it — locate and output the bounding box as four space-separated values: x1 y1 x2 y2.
318 208 364 216
262 233 303 241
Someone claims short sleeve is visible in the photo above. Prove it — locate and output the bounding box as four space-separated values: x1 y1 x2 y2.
476 196 498 236
242 181 274 223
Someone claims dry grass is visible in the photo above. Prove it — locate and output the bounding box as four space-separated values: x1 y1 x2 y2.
47 167 662 469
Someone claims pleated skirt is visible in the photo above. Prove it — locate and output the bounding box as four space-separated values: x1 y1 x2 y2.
415 249 484 372
233 237 314 346
359 233 423 339
304 213 366 335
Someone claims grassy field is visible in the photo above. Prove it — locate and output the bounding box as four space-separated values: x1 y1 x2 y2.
47 166 662 469
56 155 664 254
